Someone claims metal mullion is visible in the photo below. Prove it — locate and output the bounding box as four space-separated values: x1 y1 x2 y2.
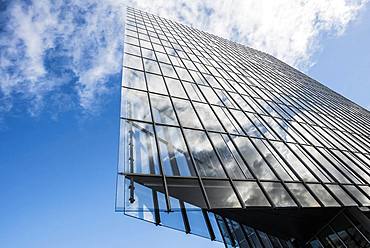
222 217 237 247
116 11 129 212
135 19 171 212
238 223 254 248
152 189 161 225
219 134 251 181
202 209 216 241
179 201 191 234
146 12 212 210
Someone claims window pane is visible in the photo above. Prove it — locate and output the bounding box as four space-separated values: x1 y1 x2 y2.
199 85 222 105
150 94 177 125
141 47 156 60
183 129 226 178
233 136 277 180
286 183 320 207
143 58 161 74
120 120 160 174
193 102 224 132
122 68 146 90
307 184 340 207
271 141 317 182
305 146 350 183
175 67 193 81
124 53 143 70
183 82 206 102
157 194 185 231
208 133 246 179
253 139 294 181
214 107 243 135
327 185 357 206
165 77 187 98
156 125 195 177
146 72 167 94
172 99 202 129
160 62 177 78
121 88 151 121
167 178 207 209
230 110 260 137
234 181 270 206
261 182 297 207
124 43 141 56
247 113 275 139
215 89 237 108
344 185 370 206
203 180 241 208
288 144 331 183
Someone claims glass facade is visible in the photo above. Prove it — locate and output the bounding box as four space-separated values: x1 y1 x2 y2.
116 7 370 247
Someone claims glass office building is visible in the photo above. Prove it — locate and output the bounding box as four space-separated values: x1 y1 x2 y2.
116 7 370 247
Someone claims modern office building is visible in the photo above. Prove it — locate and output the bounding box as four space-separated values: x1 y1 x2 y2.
116 7 370 247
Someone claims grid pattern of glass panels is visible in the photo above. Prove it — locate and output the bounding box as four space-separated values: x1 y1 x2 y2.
118 7 370 213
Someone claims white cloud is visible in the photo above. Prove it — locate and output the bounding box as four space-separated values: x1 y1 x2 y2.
0 0 368 117
128 0 367 69
0 0 124 116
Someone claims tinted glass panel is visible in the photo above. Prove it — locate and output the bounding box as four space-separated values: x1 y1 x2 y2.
286 183 320 207
150 94 177 125
120 120 160 174
235 181 270 206
307 184 340 207
156 125 195 176
146 72 167 94
344 185 370 206
123 68 146 90
165 77 187 98
261 182 297 207
193 103 224 132
327 184 357 206
208 133 246 179
121 88 151 121
233 136 277 180
173 99 202 129
203 180 241 208
183 129 226 178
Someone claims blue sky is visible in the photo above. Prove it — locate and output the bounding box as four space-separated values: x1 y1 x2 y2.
0 1 369 248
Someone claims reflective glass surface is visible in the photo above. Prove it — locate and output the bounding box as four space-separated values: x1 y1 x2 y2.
261 182 297 207
234 181 271 206
119 6 370 247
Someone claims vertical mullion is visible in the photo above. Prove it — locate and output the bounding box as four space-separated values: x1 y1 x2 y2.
136 11 171 212
179 201 191 234
145 11 212 210
202 209 216 241
162 19 248 209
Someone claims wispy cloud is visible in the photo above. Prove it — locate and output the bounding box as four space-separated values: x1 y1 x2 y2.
0 0 123 117
129 0 367 69
0 0 367 118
